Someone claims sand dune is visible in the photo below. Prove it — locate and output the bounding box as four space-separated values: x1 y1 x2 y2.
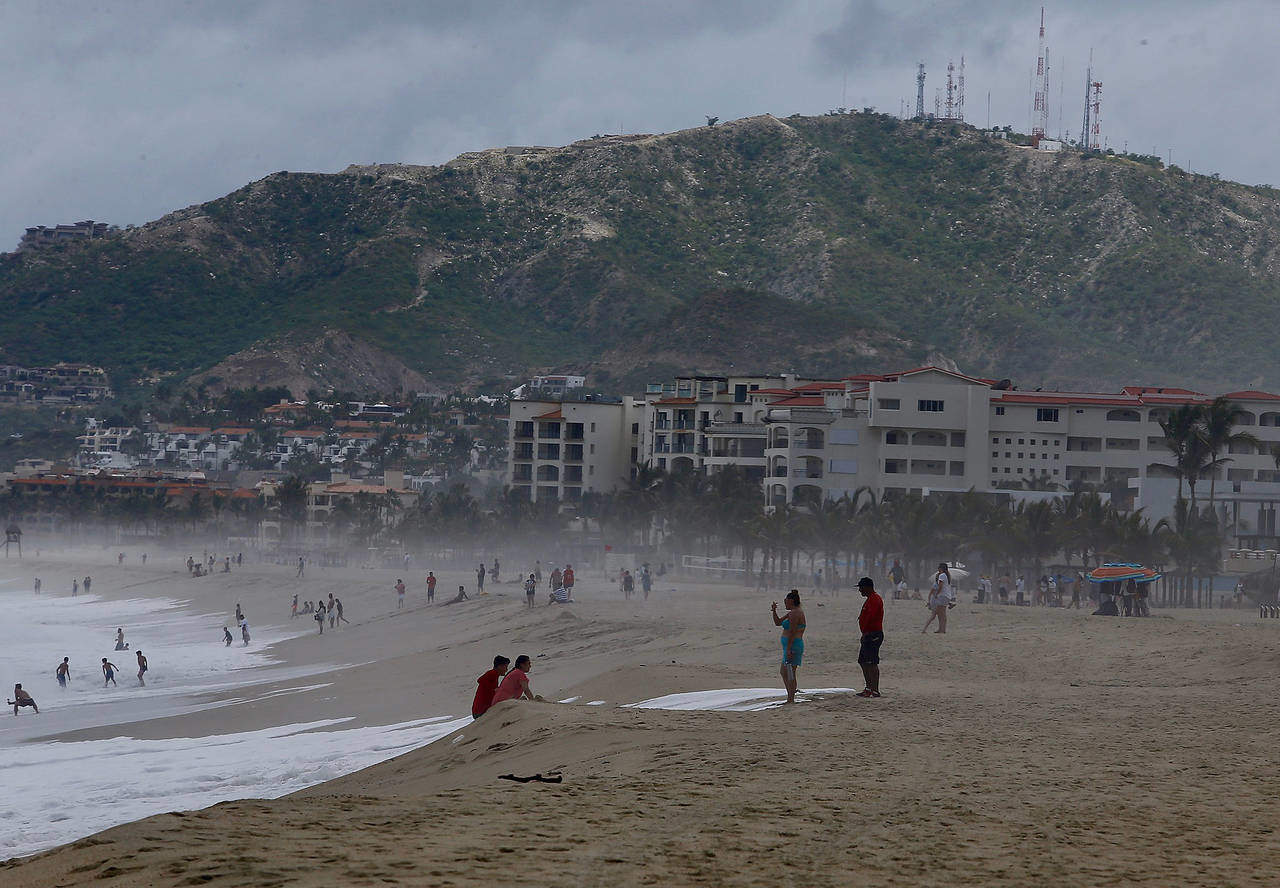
5 552 1280 885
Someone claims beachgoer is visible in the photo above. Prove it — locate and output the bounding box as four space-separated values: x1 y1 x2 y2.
549 566 562 593
56 657 70 688
315 603 326 633
118 552 124 565
1071 573 1083 610
771 590 806 704
291 595 299 619
472 655 511 719
142 553 147 565
240 619 251 645
327 593 336 627
889 559 907 599
235 603 244 626
11 684 37 715
524 573 537 609
224 557 231 573
236 552 242 566
814 569 824 596
443 585 470 605
102 658 118 686
1015 575 1026 606
72 579 78 596
296 557 305 578
922 563 953 634
426 571 437 602
998 573 1011 605
33 577 41 594
83 576 92 594
492 558 500 583
476 563 486 594
396 579 406 610
115 628 126 651
856 577 884 698
187 556 195 575
490 655 535 705
622 570 634 599
640 564 652 600
136 650 148 686
335 597 348 624
223 626 233 646
563 564 575 594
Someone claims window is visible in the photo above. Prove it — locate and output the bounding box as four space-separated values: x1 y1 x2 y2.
1017 452 1024 459
918 399 944 412
951 432 966 447
1054 454 1060 460
734 412 743 422
589 443 596 454
878 398 900 410
1017 468 1024 474
1054 440 1061 446
1018 439 1025 445
1053 469 1060 475
995 405 1006 415
589 465 595 475
992 437 999 444
992 452 999 458
1076 409 1084 414
590 422 597 432
734 384 747 403
1005 452 1011 458
1004 467 1011 473
631 423 639 435
1005 438 1012 444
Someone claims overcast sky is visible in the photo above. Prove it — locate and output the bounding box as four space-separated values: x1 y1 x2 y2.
2 0 1273 249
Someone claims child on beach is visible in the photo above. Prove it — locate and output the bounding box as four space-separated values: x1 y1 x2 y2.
102 658 118 687
315 603 326 634
223 626 233 646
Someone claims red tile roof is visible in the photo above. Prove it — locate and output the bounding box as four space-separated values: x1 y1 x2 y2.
770 396 826 407
652 398 696 405
534 409 563 419
1224 390 1280 402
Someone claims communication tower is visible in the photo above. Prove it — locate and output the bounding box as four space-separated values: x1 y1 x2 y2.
1089 81 1103 150
957 56 966 122
915 63 926 119
1032 7 1049 142
945 60 956 120
1080 49 1093 147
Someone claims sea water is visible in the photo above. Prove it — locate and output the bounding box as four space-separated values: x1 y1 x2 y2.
0 575 468 859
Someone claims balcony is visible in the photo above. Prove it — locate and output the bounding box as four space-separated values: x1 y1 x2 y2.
565 445 584 462
514 423 535 439
704 421 767 435
791 467 824 479
673 419 697 430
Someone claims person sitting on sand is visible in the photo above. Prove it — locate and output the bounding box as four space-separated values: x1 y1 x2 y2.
102 658 119 687
491 655 538 705
472 655 510 719
56 657 70 688
443 585 470 605
771 590 806 704
11 684 37 715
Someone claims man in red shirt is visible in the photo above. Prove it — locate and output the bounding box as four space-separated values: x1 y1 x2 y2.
472 655 510 720
562 565 575 593
856 577 884 698
491 655 535 705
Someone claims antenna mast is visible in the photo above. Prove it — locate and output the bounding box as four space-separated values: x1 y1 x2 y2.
1080 48 1093 147
1032 7 1048 143
957 56 966 122
945 60 956 120
1089 80 1103 150
915 62 926 119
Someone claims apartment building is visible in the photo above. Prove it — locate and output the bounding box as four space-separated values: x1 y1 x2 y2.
504 365 1280 544
506 397 643 503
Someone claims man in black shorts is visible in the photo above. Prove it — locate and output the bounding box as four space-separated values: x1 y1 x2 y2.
856 577 884 698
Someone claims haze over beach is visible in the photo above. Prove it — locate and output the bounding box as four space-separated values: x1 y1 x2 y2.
7 2 1280 886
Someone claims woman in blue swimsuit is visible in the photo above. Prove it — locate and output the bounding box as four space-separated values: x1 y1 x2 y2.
771 590 806 704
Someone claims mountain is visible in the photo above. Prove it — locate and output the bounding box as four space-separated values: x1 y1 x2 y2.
5 111 1280 397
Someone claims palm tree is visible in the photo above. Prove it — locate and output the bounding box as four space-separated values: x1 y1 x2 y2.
1158 404 1217 511
1200 396 1261 514
274 475 310 543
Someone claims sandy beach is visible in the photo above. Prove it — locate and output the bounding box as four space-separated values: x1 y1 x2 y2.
3 549 1280 886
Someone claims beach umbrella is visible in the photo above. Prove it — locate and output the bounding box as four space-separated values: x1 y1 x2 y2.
1087 563 1162 584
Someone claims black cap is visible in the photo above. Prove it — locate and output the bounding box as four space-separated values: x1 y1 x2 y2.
857 576 874 588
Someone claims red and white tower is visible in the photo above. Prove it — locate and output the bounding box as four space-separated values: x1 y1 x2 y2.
1089 80 1103 150
1032 7 1049 142
945 60 956 119
957 56 966 122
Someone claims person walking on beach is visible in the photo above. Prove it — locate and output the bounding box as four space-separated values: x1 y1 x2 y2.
492 558 500 583
472 655 511 719
83 576 92 595
396 579 406 610
56 657 70 689
115 628 127 651
33 577 41 594
291 594 299 619
622 570 634 600
426 571 437 602
922 563 954 634
136 650 148 686
549 566 562 594
772 590 806 705
235 602 244 625
476 563 486 594
142 553 147 565
563 564 575 597
491 655 535 704
102 658 119 687
335 597 348 625
11 684 37 715
315 602 326 634
223 626 233 646
889 559 907 599
240 618 251 645
641 564 652 601
856 577 884 698
1015 575 1026 606
524 573 537 608
296 556 305 578
72 579 79 596
118 552 125 565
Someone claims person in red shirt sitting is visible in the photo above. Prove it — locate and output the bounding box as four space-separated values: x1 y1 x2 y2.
856 577 884 698
472 655 510 720
490 655 536 706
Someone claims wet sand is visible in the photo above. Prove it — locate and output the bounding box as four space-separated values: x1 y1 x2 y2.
5 549 1280 885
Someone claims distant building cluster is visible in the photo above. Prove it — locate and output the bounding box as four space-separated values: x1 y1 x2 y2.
0 362 113 403
507 366 1280 547
19 220 111 250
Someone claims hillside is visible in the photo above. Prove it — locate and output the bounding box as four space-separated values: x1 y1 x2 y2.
5 112 1280 396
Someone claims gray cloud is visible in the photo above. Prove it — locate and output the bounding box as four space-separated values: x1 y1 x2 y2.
1 1 1276 249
